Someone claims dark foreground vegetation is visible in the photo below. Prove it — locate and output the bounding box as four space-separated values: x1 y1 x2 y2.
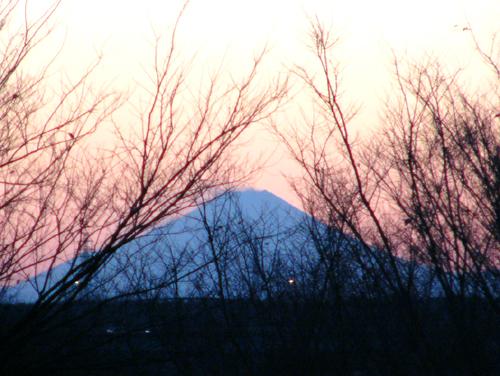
1 298 498 375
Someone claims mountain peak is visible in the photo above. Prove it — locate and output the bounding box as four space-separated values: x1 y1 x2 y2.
194 188 305 223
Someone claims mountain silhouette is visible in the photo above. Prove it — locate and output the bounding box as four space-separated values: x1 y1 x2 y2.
6 189 450 303
7 189 312 302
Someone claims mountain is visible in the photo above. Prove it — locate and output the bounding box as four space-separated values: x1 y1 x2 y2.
5 189 313 302
6 189 452 303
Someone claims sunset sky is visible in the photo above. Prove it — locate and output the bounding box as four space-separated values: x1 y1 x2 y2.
27 0 499 205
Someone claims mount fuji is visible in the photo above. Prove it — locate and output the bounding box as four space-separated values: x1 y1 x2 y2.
6 189 318 302
6 189 449 303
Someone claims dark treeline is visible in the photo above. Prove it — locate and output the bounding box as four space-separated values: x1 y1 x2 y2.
0 297 497 375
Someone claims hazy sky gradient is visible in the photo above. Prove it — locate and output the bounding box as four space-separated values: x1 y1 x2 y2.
27 0 499 205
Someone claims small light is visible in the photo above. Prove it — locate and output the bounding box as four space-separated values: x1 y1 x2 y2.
288 278 295 285
74 280 80 285
144 329 151 334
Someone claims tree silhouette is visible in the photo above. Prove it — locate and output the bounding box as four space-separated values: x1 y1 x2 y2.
0 1 286 373
279 20 499 375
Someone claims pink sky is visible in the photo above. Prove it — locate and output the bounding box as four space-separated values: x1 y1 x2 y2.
23 0 500 206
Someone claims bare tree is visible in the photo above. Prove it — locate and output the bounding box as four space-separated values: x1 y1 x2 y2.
278 21 499 375
0 1 286 373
